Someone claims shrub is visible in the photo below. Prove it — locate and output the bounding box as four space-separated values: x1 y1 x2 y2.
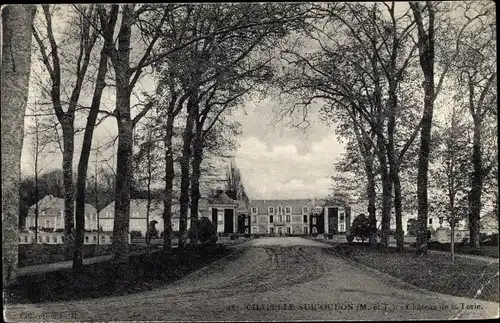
244 233 251 238
193 217 217 244
481 233 499 246
130 231 142 239
312 232 318 237
230 234 237 240
350 214 371 242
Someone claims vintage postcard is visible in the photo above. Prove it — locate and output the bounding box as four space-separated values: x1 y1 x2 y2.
2 2 498 321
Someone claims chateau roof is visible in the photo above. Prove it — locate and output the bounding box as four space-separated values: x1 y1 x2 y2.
211 192 237 205
27 195 97 216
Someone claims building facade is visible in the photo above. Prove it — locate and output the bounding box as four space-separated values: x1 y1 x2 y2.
98 199 215 235
246 199 350 235
25 195 98 232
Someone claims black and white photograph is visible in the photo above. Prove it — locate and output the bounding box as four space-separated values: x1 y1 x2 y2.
1 2 498 321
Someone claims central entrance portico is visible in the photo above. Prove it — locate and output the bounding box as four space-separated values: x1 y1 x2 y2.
208 192 238 233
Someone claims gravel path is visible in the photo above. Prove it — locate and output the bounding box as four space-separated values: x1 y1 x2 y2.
5 237 499 321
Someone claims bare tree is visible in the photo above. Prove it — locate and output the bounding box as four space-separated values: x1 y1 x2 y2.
32 4 99 257
431 105 471 262
452 1 496 248
409 0 493 251
25 103 54 243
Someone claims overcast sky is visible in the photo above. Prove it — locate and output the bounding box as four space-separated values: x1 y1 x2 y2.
231 97 345 200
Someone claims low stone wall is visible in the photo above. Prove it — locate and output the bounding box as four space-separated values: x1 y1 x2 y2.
18 232 117 245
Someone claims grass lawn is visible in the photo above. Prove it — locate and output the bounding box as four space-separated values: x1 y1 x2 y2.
426 242 499 259
6 244 237 304
326 243 499 303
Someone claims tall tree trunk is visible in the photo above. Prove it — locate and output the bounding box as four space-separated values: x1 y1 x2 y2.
61 121 75 257
145 131 152 255
392 171 404 252
73 45 110 272
377 133 393 251
111 4 133 263
387 89 404 252
411 1 435 252
189 121 204 246
365 157 377 233
468 117 482 249
416 72 435 252
112 91 133 262
162 115 175 253
34 143 39 244
94 154 100 245
179 96 197 250
1 4 37 285
373 80 392 251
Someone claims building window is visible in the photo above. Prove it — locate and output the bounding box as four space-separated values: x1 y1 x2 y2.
244 218 249 226
286 227 291 234
85 236 89 243
269 227 274 234
340 212 345 221
101 236 106 243
53 236 57 243
93 236 97 243
285 206 291 214
278 215 283 223
340 223 345 232
312 217 317 225
285 215 291 223
303 227 308 234
312 227 317 233
303 215 308 223
39 236 42 243
251 207 258 215
302 206 309 214
45 236 49 243
429 218 433 225
133 211 139 218
106 211 112 218
45 220 50 228
269 215 274 223
24 236 28 243
251 226 258 234
268 207 274 214
277 205 283 214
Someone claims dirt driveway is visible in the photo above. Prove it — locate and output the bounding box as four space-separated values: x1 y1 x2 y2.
5 237 499 321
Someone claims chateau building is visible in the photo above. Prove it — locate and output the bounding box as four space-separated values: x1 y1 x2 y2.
25 195 98 231
247 198 350 235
